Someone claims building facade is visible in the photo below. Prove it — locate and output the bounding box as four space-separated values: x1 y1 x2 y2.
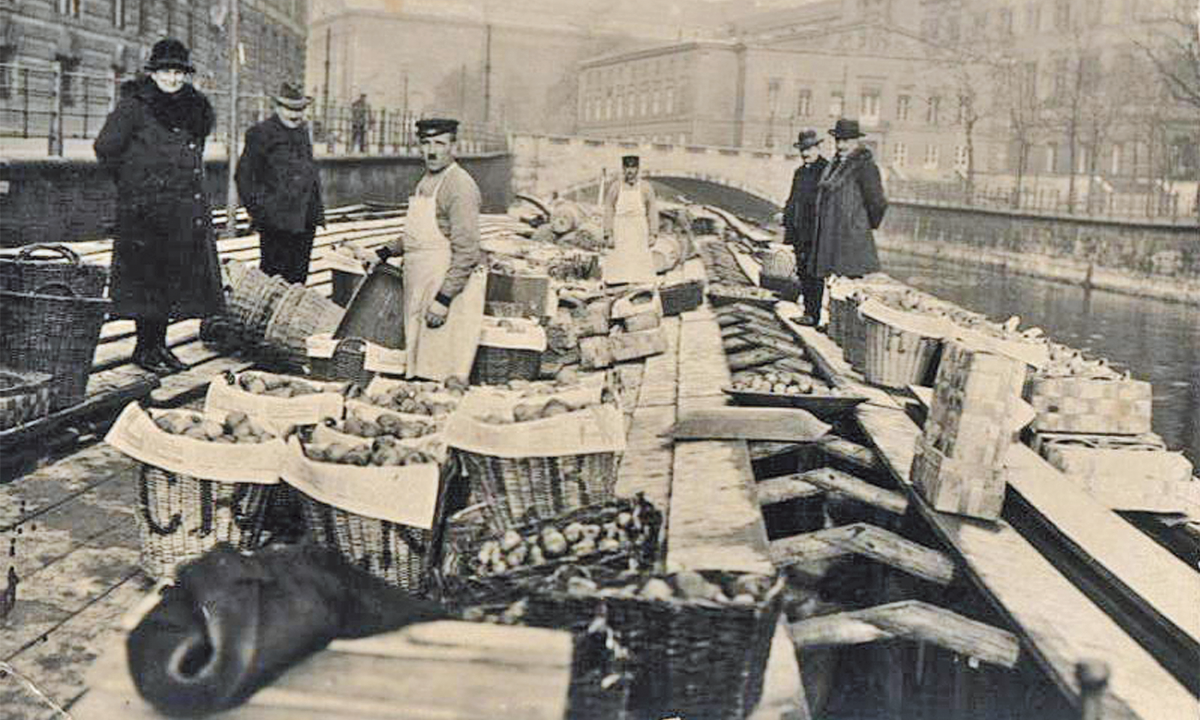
0 0 309 145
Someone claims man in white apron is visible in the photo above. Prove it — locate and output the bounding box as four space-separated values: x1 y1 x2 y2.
601 155 658 285
375 118 485 381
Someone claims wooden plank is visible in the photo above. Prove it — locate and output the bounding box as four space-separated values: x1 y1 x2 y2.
771 523 955 585
798 467 909 516
726 346 787 371
756 475 823 505
671 407 831 443
789 600 1021 668
80 621 573 720
789 319 1197 720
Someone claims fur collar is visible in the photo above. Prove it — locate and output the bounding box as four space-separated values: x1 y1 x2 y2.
125 76 214 139
819 147 874 189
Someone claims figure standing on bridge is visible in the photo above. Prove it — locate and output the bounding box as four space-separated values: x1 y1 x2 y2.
601 155 658 286
783 129 829 326
374 118 485 381
94 38 224 375
810 118 887 290
236 81 325 284
350 93 371 153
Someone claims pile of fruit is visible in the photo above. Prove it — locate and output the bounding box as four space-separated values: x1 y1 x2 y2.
471 508 651 576
554 569 775 605
231 372 324 397
362 379 464 415
153 410 275 444
476 396 591 424
1038 343 1125 379
302 435 438 466
731 370 841 395
342 408 438 439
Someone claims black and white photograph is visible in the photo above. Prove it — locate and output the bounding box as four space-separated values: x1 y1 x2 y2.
0 1 1197 718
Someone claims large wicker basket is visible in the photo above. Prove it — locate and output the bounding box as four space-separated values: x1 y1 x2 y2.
135 464 273 580
298 496 436 592
525 571 785 720
263 285 344 368
0 243 108 296
438 495 662 608
659 280 704 317
861 313 943 388
469 345 541 385
225 262 291 341
308 336 375 387
456 450 620 532
0 367 53 431
0 282 111 410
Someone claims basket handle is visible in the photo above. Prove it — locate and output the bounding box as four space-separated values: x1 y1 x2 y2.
30 281 79 297
336 337 368 353
16 243 81 265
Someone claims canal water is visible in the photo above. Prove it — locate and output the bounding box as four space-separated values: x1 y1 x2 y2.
879 249 1200 467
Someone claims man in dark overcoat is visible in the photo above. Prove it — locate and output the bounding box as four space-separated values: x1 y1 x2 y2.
95 38 224 374
782 129 829 325
809 118 888 286
236 82 325 284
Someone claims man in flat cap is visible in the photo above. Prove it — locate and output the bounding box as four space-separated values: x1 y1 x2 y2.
783 129 828 325
236 81 324 284
375 117 485 381
601 155 658 285
810 118 887 290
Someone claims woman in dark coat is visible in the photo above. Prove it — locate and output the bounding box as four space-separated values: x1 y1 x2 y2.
95 38 224 374
808 118 888 282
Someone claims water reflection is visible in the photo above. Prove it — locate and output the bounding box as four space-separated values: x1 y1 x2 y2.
880 250 1200 467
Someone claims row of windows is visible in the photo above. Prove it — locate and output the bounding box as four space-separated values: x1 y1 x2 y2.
769 83 956 126
921 0 1136 43
583 57 685 89
888 142 971 170
583 85 678 122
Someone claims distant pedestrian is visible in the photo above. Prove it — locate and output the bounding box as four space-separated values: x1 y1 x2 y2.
236 81 325 284
783 129 829 325
810 118 887 287
350 93 371 152
94 38 224 375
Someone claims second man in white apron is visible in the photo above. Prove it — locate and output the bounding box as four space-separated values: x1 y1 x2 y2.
376 117 486 381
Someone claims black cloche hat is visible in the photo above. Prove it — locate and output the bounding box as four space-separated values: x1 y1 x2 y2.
145 38 194 73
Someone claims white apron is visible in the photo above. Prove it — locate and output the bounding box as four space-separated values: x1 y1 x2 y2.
403 170 486 381
604 181 656 285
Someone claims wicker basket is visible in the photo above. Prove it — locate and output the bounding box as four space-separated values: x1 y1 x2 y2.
0 243 108 296
457 450 619 531
659 280 704 317
861 313 943 388
225 262 291 341
470 345 542 385
827 296 850 345
135 464 273 580
525 571 785 720
0 282 111 411
309 336 375 387
843 304 868 372
263 285 344 367
298 495 435 593
439 495 662 608
0 367 53 431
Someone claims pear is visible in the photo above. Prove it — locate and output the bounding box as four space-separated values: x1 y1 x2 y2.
639 578 675 601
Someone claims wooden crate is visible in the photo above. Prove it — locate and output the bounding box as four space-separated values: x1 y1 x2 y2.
911 437 1006 521
924 339 1027 467
1027 375 1152 435
610 328 667 362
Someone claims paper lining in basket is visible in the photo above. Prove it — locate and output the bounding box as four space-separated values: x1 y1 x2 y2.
305 332 408 375
443 403 626 458
857 298 953 338
455 376 609 418
311 422 448 463
280 437 440 529
204 372 347 431
105 404 283 484
478 317 548 351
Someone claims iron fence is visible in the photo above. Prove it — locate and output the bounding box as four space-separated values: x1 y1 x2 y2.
0 64 508 156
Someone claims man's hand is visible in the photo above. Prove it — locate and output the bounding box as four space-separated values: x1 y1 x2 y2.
425 300 449 328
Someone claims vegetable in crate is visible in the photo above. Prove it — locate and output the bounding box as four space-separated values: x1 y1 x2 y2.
234 372 322 397
153 410 276 444
342 408 437 439
303 436 437 467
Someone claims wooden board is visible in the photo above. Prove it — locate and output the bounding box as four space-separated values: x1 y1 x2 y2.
755 474 823 506
76 621 573 720
797 468 909 516
671 407 831 443
770 523 955 585
788 319 1197 720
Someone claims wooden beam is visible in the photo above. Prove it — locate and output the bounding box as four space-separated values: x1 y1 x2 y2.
789 600 1021 668
817 436 884 473
672 407 831 443
756 474 824 505
771 523 955 585
798 467 909 516
727 346 788 371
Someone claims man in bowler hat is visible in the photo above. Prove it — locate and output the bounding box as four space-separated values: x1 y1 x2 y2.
236 81 325 284
809 118 888 293
783 129 829 325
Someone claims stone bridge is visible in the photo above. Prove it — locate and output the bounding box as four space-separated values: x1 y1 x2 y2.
509 133 801 209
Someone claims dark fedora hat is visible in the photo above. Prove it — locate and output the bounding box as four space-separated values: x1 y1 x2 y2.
273 81 312 110
829 118 865 140
793 129 822 150
145 38 194 73
622 155 639 167
415 117 459 139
